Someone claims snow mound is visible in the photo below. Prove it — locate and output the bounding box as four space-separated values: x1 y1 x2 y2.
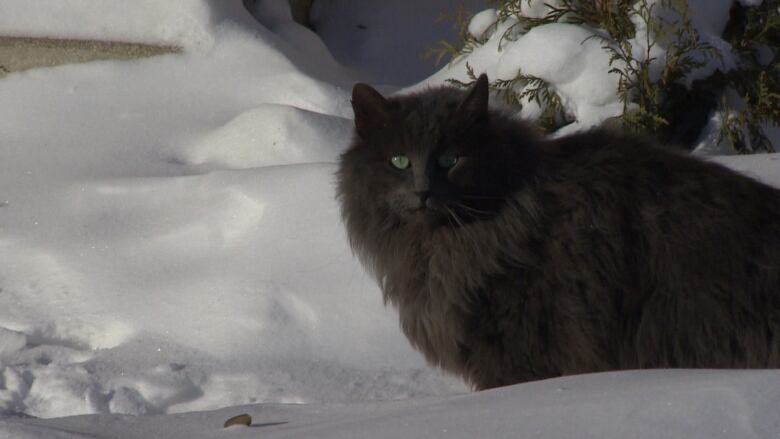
467 9 497 40
415 20 623 133
0 164 462 418
177 104 352 169
0 328 26 356
496 23 623 133
0 0 463 420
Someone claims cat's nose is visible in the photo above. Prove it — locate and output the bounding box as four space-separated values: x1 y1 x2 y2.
415 190 431 206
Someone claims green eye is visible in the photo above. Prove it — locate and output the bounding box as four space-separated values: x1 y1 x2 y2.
390 155 410 170
437 154 459 169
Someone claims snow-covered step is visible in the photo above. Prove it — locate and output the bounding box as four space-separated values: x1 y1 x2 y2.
0 36 178 77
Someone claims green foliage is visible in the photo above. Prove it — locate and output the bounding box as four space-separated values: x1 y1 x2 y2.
494 0 635 40
446 62 572 133
719 70 779 153
431 0 778 153
717 1 780 153
598 1 723 140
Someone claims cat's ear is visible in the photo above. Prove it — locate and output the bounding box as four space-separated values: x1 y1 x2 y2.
352 83 393 138
456 73 489 123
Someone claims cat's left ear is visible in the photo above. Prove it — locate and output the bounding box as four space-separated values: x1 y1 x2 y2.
456 73 489 123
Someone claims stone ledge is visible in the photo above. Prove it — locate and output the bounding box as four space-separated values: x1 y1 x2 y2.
0 36 180 76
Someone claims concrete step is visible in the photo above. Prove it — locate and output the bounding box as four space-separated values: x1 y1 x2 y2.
0 36 180 77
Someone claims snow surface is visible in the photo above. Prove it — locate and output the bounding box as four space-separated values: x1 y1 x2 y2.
415 15 625 134
6 370 780 438
0 0 464 422
496 23 624 134
467 8 498 40
628 0 736 88
1 0 780 438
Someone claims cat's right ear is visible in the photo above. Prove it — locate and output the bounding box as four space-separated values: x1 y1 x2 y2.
456 73 489 124
352 83 392 138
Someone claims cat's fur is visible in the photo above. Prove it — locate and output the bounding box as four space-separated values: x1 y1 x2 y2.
336 74 780 390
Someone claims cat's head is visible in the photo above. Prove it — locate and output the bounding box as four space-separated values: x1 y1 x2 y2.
338 74 537 228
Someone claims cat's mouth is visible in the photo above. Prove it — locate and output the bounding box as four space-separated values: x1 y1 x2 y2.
411 196 497 226
423 198 447 212
402 193 474 226
411 197 454 221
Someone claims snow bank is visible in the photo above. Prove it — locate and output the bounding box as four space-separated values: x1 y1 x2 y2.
6 370 780 438
0 0 462 420
177 104 353 169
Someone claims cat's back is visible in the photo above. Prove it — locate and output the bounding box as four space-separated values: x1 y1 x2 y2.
526 127 780 369
538 127 780 215
533 127 780 265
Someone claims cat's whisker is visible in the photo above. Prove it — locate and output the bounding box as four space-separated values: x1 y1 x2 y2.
443 205 464 228
442 205 459 229
460 194 503 201
445 207 480 251
443 204 484 264
452 202 492 217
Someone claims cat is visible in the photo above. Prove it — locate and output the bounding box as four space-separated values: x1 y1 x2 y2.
336 73 780 390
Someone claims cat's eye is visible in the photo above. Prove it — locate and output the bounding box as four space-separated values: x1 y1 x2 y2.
390 155 410 170
437 154 459 169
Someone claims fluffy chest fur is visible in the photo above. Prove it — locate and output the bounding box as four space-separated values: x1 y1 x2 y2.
392 224 499 369
347 194 541 381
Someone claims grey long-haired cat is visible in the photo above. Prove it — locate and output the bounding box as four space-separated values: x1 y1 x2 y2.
336 74 780 390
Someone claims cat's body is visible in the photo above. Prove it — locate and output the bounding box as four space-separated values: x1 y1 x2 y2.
337 75 780 390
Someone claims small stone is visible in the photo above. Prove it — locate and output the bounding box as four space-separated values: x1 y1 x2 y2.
223 413 252 428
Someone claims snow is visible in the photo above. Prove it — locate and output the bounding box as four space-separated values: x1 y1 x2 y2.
416 20 624 134
692 111 734 155
0 0 463 422
631 0 736 87
496 23 624 134
414 18 625 132
6 370 780 438
467 8 497 40
515 0 565 20
176 104 353 169
0 0 779 437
